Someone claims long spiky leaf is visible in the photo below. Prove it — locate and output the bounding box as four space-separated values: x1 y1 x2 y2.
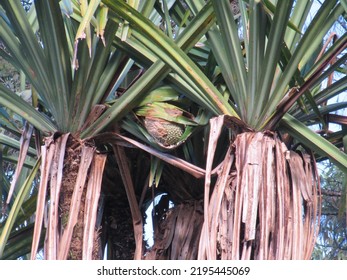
82 1 233 137
260 0 341 123
103 0 237 116
281 114 347 173
255 0 294 128
0 84 56 134
211 0 247 115
35 0 72 131
0 158 40 259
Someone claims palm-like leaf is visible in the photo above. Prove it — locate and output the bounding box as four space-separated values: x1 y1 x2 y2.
99 0 345 260
0 0 137 259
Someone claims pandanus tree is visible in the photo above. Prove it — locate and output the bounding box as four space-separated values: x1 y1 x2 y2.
0 0 347 260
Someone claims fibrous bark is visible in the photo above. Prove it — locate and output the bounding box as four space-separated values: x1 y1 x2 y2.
31 134 106 260
145 200 204 260
199 129 321 260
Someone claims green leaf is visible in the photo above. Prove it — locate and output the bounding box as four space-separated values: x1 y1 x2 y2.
341 0 347 13
255 0 294 127
211 0 247 112
0 1 53 105
83 1 234 137
261 0 342 122
0 84 56 134
103 0 237 116
284 0 312 52
246 0 266 124
135 102 197 126
0 107 19 133
263 0 303 34
1 223 44 260
0 158 41 259
280 114 347 173
0 16 49 108
35 0 72 131
304 36 347 85
149 156 164 188
136 86 180 106
74 20 119 130
75 0 101 42
314 76 347 106
295 102 347 124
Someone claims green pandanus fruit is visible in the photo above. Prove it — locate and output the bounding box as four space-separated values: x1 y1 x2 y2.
134 86 198 149
144 116 185 147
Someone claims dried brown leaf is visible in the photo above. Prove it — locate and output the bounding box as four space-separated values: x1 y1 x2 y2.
6 123 34 204
31 137 55 259
82 153 107 259
113 144 143 260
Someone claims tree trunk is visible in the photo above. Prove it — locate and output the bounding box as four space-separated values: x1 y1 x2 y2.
199 130 321 259
31 134 106 260
145 200 204 260
59 136 100 259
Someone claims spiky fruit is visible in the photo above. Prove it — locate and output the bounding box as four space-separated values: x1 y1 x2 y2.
144 117 185 147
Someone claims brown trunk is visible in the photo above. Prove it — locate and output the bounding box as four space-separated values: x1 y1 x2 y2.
103 199 136 260
145 200 204 260
31 134 106 260
199 128 321 260
59 136 99 259
100 152 141 260
60 137 81 259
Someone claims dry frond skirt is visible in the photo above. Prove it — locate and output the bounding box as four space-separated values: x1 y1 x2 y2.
200 131 321 260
